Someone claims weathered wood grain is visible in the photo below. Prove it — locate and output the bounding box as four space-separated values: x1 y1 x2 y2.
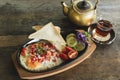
0 0 120 80
0 35 28 47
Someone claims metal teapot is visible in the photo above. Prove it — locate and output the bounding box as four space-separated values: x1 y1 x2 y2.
61 0 99 26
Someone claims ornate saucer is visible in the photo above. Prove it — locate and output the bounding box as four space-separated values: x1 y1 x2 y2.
88 23 116 45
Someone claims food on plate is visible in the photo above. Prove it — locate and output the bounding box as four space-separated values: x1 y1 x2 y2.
20 39 63 71
77 31 91 43
28 22 66 52
74 42 85 51
18 22 90 72
66 33 76 40
19 39 79 72
66 36 78 47
60 46 78 59
66 31 90 52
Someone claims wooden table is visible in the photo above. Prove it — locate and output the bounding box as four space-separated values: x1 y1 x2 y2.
0 0 120 80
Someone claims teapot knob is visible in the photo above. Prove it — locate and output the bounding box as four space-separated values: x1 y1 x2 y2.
77 0 91 10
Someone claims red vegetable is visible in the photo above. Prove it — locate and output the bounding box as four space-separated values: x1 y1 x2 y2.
29 44 37 54
59 53 69 60
62 46 73 54
21 48 26 56
48 43 55 49
38 57 45 62
41 53 46 57
68 51 78 59
61 46 78 60
30 44 36 49
30 56 38 63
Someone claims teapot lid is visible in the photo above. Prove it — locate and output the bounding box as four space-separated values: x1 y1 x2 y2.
77 0 91 10
73 0 93 13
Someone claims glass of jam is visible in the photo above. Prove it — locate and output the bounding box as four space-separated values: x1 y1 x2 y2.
96 20 113 37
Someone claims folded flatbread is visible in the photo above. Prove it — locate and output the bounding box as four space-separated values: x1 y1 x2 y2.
32 25 61 33
28 22 66 51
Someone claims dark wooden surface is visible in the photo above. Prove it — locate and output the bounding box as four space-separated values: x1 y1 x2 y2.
0 0 120 80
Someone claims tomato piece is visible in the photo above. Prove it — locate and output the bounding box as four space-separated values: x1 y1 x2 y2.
62 46 74 54
48 43 55 49
61 46 78 60
30 56 38 63
56 54 60 58
41 53 46 57
41 42 46 48
21 48 26 56
29 44 37 54
21 52 25 56
30 48 37 55
30 44 36 49
68 51 78 59
65 46 74 52
59 53 69 60
46 51 52 56
38 58 43 62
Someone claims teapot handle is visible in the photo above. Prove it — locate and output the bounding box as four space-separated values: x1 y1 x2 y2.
71 0 73 5
94 0 99 9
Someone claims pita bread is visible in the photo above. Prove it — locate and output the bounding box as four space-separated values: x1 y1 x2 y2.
32 25 61 33
28 22 66 51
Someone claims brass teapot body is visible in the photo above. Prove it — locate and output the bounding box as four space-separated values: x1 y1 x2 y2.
61 0 99 26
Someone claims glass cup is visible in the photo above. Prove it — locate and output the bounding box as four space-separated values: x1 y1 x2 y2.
95 20 113 37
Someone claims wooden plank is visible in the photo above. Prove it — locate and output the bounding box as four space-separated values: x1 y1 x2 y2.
0 35 29 47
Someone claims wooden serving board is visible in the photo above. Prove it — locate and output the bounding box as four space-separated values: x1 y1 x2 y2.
12 40 96 79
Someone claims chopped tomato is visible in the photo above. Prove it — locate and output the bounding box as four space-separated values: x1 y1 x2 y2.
41 53 46 57
30 56 38 63
62 46 74 54
48 43 55 49
41 42 46 48
61 46 78 60
68 51 78 59
38 58 44 62
46 51 52 56
21 52 25 56
29 44 36 49
29 47 37 55
65 46 74 52
59 53 69 60
21 48 26 56
56 54 60 58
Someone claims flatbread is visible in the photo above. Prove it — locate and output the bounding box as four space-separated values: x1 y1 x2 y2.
28 22 66 51
32 25 61 33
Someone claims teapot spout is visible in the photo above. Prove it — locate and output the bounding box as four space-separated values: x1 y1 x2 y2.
61 2 69 16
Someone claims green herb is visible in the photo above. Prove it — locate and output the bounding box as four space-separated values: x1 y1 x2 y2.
37 46 43 54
